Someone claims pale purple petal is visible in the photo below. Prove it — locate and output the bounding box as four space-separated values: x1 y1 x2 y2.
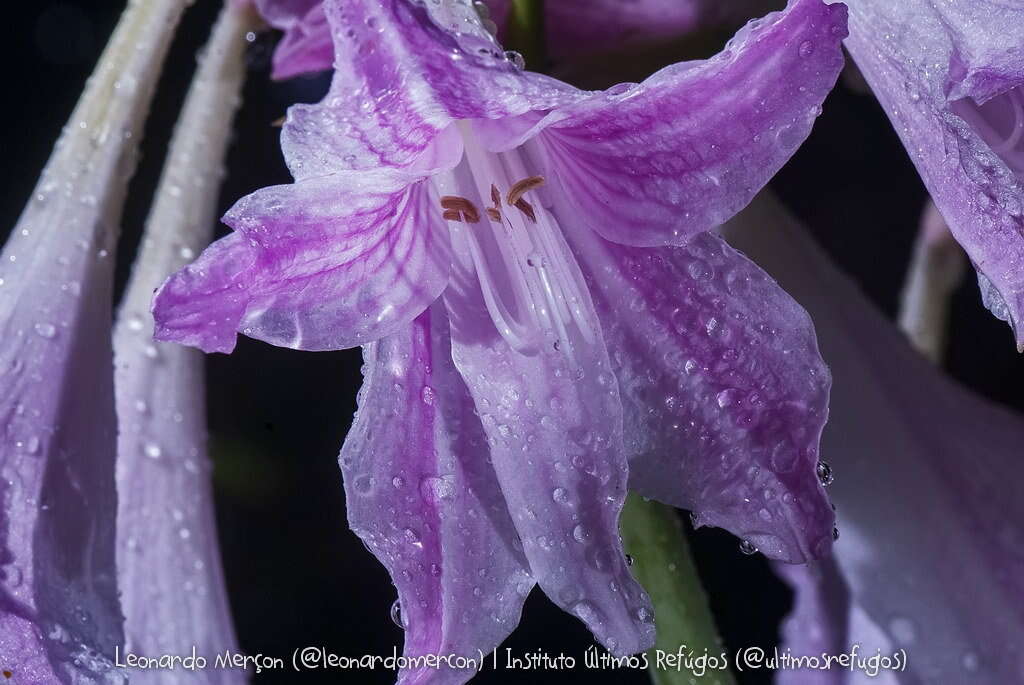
838 0 1024 346
483 0 847 247
775 560 849 685
262 0 334 80
442 223 655 657
727 193 1024 683
0 0 187 679
561 209 833 562
152 171 451 353
341 306 533 685
279 0 581 176
114 5 250 680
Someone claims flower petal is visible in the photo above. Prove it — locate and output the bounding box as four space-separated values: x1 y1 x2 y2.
442 225 656 656
0 0 188 678
486 0 847 247
838 0 1024 345
561 210 833 562
774 560 850 685
114 3 250 675
728 192 1024 683
279 0 581 176
341 306 532 684
256 0 334 79
152 171 451 353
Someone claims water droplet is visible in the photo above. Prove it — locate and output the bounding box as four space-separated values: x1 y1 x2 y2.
889 616 917 644
832 526 840 541
816 460 834 486
421 385 436 405
552 487 569 504
390 599 406 628
504 50 525 69
739 539 758 555
392 476 405 488
144 442 162 459
798 40 815 58
625 554 634 566
572 524 591 544
34 323 56 339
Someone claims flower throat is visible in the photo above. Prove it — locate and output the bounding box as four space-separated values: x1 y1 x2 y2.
433 122 597 364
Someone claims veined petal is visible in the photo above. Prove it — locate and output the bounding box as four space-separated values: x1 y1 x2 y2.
561 210 834 562
279 0 581 177
837 0 1024 345
443 224 655 656
728 193 1024 683
114 4 251 680
484 0 847 247
341 306 532 685
152 171 451 353
0 0 188 680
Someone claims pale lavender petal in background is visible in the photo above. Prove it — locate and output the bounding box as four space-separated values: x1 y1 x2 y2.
727 193 1024 683
835 0 1024 347
563 222 834 563
255 0 332 79
341 306 533 685
443 220 656 657
775 559 850 685
506 0 847 247
114 4 253 681
0 0 188 680
153 171 452 353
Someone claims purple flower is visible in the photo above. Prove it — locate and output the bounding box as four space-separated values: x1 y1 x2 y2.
0 0 189 680
726 194 1024 684
255 0 777 79
836 0 1024 346
154 0 846 674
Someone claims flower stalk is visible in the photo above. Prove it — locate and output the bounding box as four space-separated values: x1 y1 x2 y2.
507 0 545 68
113 2 257 679
0 0 188 680
621 495 736 685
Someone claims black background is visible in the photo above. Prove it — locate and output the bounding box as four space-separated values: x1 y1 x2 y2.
2 2 1022 683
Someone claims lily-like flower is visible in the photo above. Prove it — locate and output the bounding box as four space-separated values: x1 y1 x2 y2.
725 193 1024 684
154 0 846 675
0 0 189 681
113 3 254 681
834 0 1024 347
255 0 777 79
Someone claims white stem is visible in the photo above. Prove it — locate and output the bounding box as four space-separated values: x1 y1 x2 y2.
113 3 256 682
898 199 966 364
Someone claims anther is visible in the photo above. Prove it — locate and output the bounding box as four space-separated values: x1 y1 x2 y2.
507 176 545 207
486 207 502 222
440 196 481 223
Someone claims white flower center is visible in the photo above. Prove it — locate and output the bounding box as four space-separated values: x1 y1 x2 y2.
433 122 597 363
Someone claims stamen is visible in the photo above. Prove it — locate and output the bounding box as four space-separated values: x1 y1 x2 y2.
507 176 545 206
486 207 502 222
490 184 502 207
513 198 537 223
440 195 481 223
442 209 463 222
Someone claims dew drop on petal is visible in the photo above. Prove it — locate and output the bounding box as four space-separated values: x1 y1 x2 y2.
390 599 406 628
739 539 758 555
816 460 834 486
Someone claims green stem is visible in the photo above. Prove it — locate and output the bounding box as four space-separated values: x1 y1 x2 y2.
621 494 737 685
506 0 545 69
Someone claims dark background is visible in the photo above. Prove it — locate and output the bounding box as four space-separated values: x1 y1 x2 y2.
2 1 1021 683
